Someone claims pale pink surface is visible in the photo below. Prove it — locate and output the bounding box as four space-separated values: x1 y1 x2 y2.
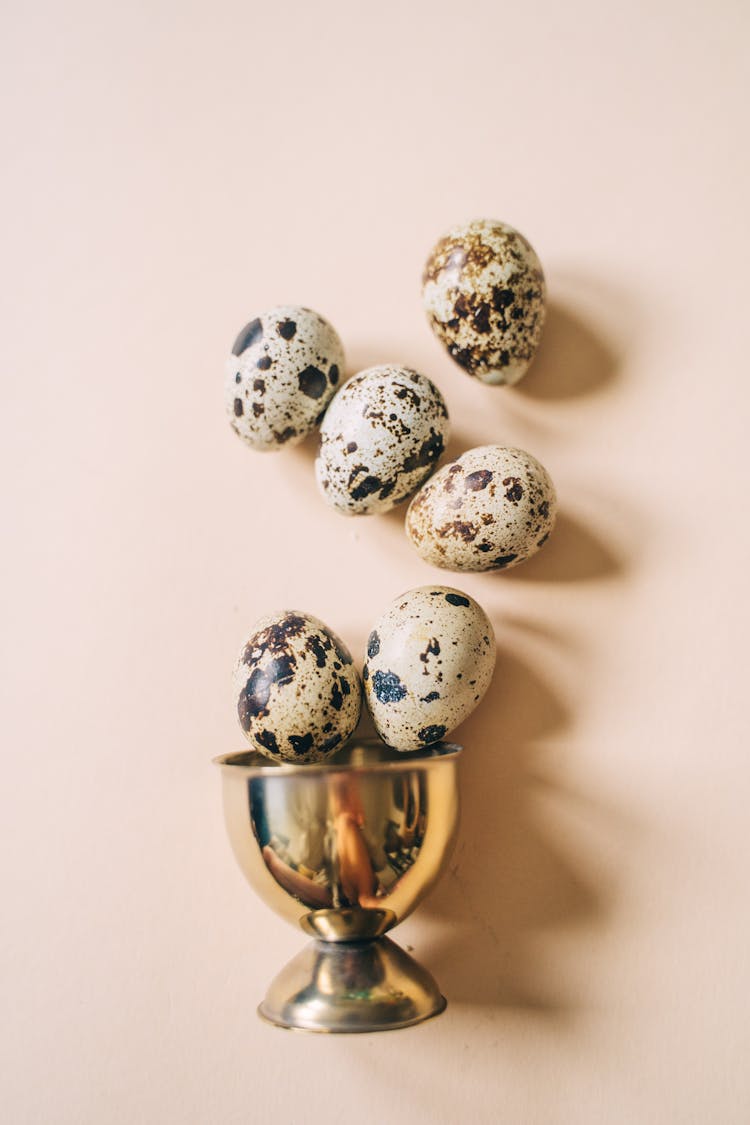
2 1 749 1121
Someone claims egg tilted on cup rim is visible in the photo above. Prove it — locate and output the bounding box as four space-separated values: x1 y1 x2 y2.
233 611 362 763
363 585 497 752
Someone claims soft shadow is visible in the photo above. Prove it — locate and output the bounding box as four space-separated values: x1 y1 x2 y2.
418 646 616 1013
517 300 621 401
343 348 418 376
502 510 624 583
287 428 319 465
441 426 474 464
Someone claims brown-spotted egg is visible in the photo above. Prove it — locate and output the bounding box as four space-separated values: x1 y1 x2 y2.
363 586 496 751
226 306 344 451
315 365 450 515
423 219 546 386
406 445 557 572
234 611 362 762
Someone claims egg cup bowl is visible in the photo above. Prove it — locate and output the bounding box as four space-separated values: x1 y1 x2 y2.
215 738 461 1033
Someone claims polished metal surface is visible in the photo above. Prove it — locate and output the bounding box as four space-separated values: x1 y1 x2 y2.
215 739 461 935
215 739 460 1032
258 937 446 1034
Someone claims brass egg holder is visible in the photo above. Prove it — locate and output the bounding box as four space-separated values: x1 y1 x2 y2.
215 740 461 1033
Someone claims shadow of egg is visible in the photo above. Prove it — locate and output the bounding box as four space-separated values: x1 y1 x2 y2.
516 300 622 401
502 510 625 583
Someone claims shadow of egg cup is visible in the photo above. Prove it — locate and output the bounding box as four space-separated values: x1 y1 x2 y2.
418 649 615 1013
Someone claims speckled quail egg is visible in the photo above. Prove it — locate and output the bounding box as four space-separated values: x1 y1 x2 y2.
233 611 362 762
406 445 557 572
226 306 345 451
315 365 450 515
363 586 496 751
422 219 546 386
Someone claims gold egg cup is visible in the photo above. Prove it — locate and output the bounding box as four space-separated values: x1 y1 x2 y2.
215 739 461 1033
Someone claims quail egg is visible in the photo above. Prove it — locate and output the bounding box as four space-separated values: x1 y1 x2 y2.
234 610 361 762
226 306 344 451
422 219 546 386
363 585 496 751
406 445 557 572
315 365 450 515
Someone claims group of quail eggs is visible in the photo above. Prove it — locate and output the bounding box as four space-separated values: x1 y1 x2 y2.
227 219 558 764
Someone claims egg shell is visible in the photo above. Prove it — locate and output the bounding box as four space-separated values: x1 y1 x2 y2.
363 585 496 751
315 365 450 515
422 219 546 386
233 611 362 762
226 306 345 451
405 445 557 572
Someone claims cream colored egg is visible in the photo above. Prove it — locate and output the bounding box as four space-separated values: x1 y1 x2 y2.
234 611 361 762
405 445 557 572
422 219 546 386
363 586 496 751
226 306 344 451
315 365 450 515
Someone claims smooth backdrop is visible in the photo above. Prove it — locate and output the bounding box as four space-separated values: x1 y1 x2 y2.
2 1 749 1122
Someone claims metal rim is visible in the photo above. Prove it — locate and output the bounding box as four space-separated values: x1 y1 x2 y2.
213 739 462 776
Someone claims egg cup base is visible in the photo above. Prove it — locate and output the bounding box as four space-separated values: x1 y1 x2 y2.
258 935 447 1033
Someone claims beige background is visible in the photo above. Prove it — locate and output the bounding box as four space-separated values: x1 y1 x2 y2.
2 0 749 1121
